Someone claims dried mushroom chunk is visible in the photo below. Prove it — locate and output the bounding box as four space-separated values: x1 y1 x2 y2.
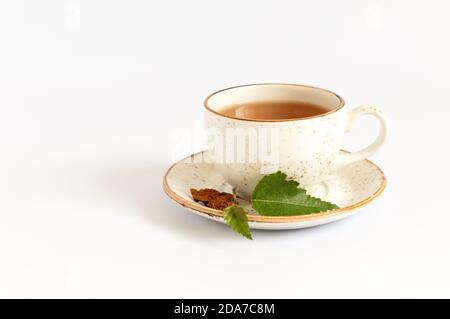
190 188 235 210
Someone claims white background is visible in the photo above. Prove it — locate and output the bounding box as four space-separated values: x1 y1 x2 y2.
1 0 449 298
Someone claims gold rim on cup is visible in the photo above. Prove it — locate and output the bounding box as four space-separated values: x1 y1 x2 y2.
203 83 346 122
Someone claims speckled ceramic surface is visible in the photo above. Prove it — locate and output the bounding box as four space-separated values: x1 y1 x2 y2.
163 151 386 230
203 83 387 198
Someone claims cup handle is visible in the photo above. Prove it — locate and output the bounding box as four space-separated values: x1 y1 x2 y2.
335 105 387 169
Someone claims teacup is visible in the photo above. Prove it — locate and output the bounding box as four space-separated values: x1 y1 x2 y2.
203 83 387 198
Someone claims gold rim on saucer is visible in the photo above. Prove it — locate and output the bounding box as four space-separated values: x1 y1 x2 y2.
163 151 387 223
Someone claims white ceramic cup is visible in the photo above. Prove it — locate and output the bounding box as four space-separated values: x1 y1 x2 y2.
203 83 387 198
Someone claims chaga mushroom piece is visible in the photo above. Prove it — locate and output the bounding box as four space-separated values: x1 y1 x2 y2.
190 188 235 210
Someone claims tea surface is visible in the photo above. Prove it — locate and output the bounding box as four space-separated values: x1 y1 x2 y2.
221 101 329 120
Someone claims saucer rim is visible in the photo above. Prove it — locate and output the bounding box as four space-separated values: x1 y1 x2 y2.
163 151 387 223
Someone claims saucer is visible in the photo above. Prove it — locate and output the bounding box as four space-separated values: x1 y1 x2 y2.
163 151 386 230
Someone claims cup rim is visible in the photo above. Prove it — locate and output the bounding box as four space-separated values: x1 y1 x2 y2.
203 83 345 122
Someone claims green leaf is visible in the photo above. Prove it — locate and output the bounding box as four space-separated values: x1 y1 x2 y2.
223 205 253 240
252 171 339 216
